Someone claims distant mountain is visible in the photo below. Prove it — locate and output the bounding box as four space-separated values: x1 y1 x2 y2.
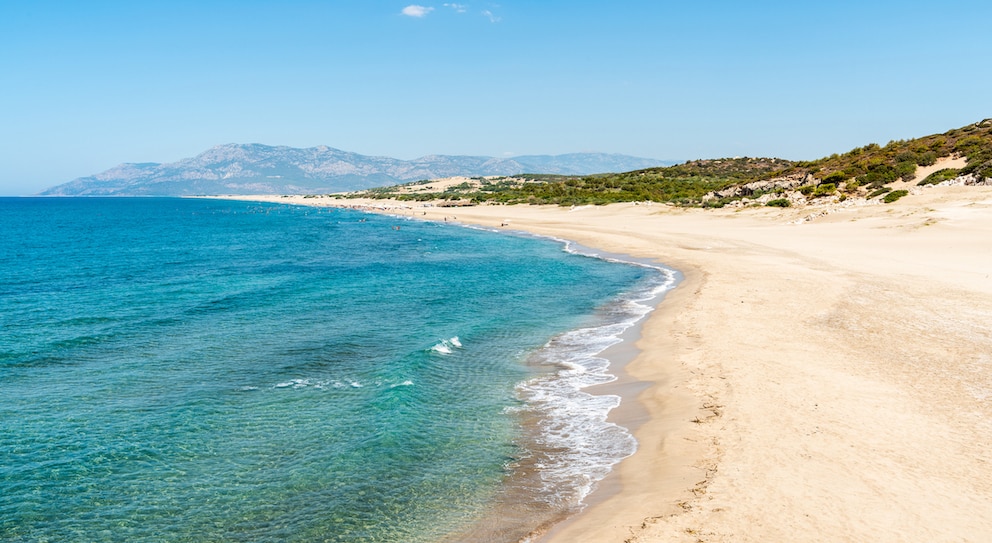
40 144 672 196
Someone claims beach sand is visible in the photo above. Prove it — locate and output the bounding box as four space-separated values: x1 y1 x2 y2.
215 185 992 542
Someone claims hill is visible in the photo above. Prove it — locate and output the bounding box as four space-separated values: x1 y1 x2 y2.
38 145 671 196
355 120 992 206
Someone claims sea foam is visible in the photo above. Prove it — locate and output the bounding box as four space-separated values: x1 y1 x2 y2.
430 336 463 355
515 248 678 509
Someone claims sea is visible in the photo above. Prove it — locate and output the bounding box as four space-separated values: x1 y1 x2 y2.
0 197 675 543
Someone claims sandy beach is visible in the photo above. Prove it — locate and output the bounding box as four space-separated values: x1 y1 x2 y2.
217 184 992 542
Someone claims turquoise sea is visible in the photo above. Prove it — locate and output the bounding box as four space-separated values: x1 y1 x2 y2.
0 197 674 542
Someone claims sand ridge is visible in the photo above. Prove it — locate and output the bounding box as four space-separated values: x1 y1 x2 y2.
212 184 992 542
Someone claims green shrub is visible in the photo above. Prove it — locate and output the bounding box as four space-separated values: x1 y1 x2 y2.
961 149 992 179
954 135 985 156
843 164 867 178
918 168 961 186
895 151 919 164
883 189 909 203
858 164 898 187
813 183 836 197
917 151 938 166
868 187 891 198
963 158 992 180
895 160 918 181
702 199 728 209
766 198 791 207
798 185 815 195
822 171 847 184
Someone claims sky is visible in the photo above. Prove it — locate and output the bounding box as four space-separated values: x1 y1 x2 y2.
1 1 990 195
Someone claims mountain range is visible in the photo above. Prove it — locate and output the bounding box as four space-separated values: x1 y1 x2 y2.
40 144 672 196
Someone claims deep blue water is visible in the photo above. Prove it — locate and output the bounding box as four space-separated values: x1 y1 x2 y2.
0 197 671 542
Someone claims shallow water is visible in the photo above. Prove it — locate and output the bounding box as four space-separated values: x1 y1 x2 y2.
0 197 670 542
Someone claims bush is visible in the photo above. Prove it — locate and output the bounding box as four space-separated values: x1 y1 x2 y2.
858 164 899 187
964 158 992 181
917 151 938 166
918 168 961 186
868 187 891 198
954 135 985 156
702 199 728 209
961 150 992 178
813 183 836 197
895 160 918 181
822 171 847 184
895 151 919 164
883 189 909 203
766 198 791 207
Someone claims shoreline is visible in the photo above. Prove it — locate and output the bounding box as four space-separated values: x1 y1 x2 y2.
207 189 992 542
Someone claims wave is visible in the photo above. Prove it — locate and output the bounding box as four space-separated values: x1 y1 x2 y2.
454 218 681 512
430 336 463 355
514 252 678 510
266 378 410 391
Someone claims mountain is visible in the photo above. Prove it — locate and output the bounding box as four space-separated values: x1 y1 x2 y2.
39 144 672 196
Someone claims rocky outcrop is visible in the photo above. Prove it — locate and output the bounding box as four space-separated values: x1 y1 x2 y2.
704 173 817 200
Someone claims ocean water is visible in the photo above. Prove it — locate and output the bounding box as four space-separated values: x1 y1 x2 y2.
0 197 674 543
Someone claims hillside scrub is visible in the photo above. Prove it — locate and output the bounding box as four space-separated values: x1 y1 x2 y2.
355 120 991 207
918 168 962 186
883 190 910 203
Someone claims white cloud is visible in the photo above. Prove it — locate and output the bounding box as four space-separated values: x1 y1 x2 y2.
481 9 501 23
443 3 468 12
401 5 434 17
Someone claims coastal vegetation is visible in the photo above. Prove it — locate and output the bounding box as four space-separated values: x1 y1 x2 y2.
883 190 910 203
918 168 961 186
353 120 992 207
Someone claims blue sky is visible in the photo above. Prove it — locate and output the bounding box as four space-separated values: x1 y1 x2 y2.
1 1 989 195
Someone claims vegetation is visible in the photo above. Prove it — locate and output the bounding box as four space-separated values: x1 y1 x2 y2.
766 198 791 207
813 183 837 197
358 157 792 206
868 187 892 198
883 190 909 203
351 120 991 207
918 168 961 186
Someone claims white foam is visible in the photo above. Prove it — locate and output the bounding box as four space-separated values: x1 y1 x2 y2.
515 262 678 510
271 378 366 390
451 217 680 510
430 336 463 354
431 342 453 354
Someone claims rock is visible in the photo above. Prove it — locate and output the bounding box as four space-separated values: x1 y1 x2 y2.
705 173 816 200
